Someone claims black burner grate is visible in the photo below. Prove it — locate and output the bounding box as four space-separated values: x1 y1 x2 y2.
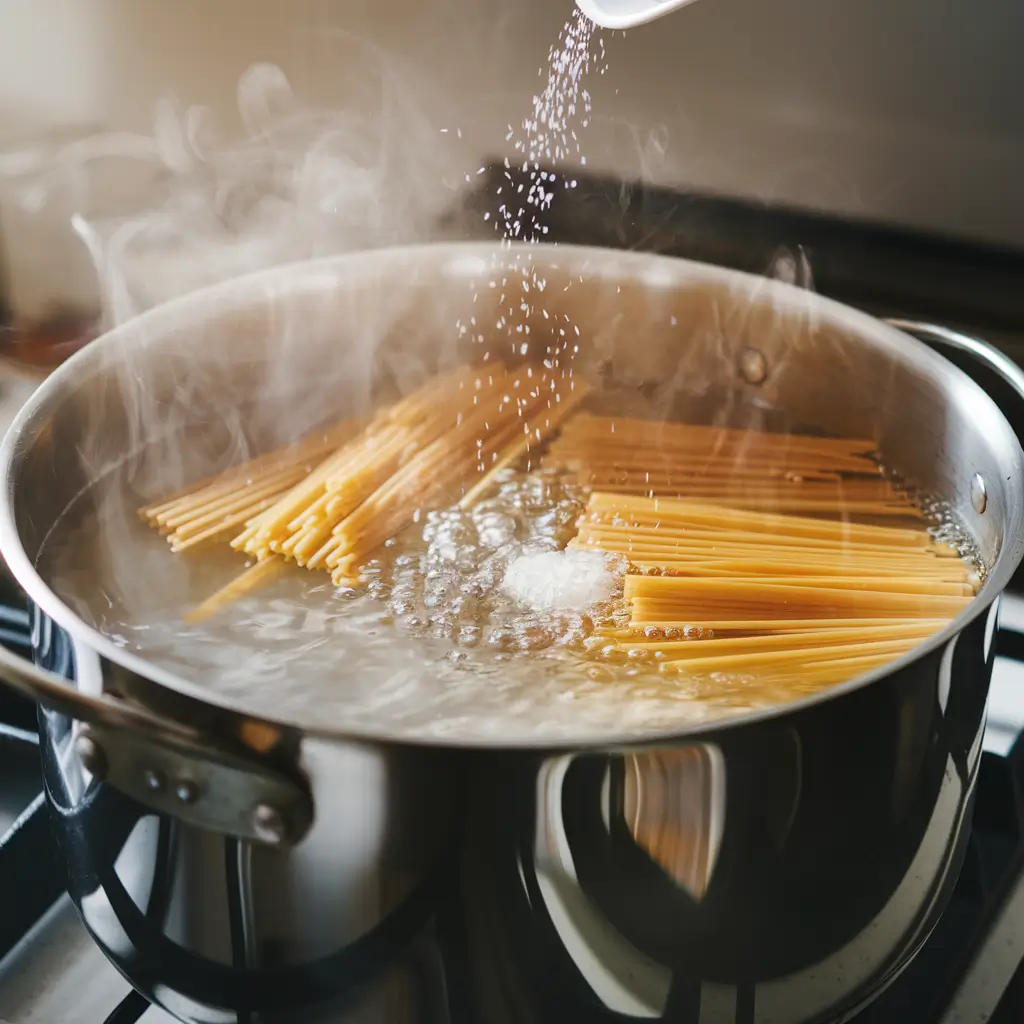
0 572 63 963
102 989 149 1024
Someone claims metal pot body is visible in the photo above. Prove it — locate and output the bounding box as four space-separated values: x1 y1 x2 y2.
1 243 1023 1022
35 600 995 1023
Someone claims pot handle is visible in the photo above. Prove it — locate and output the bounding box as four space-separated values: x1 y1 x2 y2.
886 319 1024 442
0 640 314 847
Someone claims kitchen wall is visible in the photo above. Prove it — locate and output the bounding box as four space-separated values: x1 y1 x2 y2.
1 0 1023 315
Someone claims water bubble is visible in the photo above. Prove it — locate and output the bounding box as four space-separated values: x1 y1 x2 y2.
477 512 517 548
514 622 553 651
428 616 457 640
487 627 514 650
738 348 768 385
398 614 426 635
458 625 482 647
460 579 490 599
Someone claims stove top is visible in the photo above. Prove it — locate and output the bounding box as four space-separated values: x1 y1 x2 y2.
442 165 1024 351
3 171 1024 1022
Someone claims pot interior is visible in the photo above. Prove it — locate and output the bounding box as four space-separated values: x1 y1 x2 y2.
4 243 1021 744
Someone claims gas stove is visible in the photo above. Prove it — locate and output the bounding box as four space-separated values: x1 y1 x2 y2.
2 171 1024 1022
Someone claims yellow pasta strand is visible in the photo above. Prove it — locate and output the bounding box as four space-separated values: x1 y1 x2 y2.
556 415 977 693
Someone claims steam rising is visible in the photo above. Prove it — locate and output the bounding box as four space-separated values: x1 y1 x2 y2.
65 57 460 325
41 50 469 627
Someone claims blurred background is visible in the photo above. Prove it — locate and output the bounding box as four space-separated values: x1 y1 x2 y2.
2 0 1024 237
1 0 1023 365
1 0 1022 363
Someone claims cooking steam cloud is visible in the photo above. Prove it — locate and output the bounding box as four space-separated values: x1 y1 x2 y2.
65 57 462 325
40 48 477 622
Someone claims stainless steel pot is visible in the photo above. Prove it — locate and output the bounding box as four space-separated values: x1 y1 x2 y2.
0 243 1022 1024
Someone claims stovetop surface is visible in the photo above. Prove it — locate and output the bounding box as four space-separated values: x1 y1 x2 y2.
444 165 1024 351
3 171 1024 1022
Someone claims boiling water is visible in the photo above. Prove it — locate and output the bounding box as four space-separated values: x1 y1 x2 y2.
38 458 981 745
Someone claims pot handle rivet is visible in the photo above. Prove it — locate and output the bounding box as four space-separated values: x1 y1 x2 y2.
0 640 314 845
251 803 289 845
174 779 201 805
971 473 988 514
74 732 107 780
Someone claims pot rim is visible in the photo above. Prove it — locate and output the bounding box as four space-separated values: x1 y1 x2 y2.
1 241 1019 750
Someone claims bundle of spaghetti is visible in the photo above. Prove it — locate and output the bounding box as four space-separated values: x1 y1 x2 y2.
584 492 945 542
230 364 496 563
219 364 588 585
139 361 592 619
572 491 978 688
313 376 590 585
550 416 882 469
545 415 920 516
138 418 362 553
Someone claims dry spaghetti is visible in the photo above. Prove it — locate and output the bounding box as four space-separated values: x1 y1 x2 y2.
139 383 980 701
573 490 976 694
141 363 588 601
545 414 920 516
138 419 363 553
232 364 588 585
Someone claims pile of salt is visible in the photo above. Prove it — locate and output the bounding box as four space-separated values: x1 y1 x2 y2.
501 548 619 613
